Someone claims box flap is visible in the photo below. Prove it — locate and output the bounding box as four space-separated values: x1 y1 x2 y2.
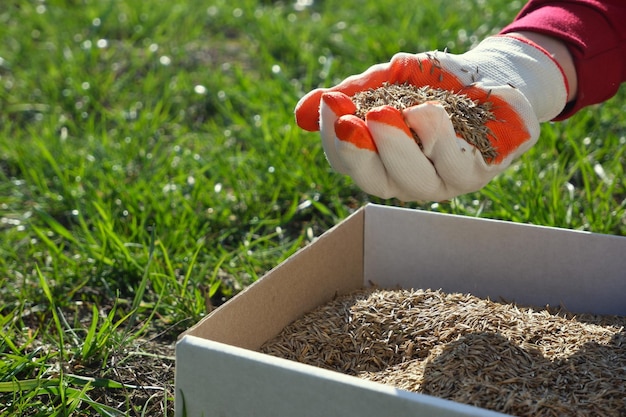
176 335 509 417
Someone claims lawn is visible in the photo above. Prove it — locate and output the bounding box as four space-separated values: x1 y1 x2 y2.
1 0 624 415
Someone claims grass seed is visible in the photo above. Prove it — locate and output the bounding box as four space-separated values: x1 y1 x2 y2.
260 287 626 417
351 83 498 162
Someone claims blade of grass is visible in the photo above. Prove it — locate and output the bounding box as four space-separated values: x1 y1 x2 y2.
80 303 100 361
0 374 164 393
92 201 143 270
34 209 79 246
126 225 155 331
179 238 205 299
36 266 64 357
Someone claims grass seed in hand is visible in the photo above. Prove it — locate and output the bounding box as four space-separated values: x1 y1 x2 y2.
351 83 498 162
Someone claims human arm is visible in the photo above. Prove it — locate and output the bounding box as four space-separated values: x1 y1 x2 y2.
501 0 626 119
294 1 626 202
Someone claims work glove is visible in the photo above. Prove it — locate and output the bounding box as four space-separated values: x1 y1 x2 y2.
295 35 568 202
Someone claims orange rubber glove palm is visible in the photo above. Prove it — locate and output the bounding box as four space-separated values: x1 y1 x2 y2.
295 36 568 201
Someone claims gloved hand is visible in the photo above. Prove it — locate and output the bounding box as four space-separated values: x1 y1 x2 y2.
295 35 568 202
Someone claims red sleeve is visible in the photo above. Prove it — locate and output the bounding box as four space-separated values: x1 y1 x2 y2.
500 0 626 120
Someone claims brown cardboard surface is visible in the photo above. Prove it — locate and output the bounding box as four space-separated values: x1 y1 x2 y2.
182 206 365 350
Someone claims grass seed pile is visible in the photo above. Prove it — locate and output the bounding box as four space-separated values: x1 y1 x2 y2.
260 288 626 417
351 83 498 162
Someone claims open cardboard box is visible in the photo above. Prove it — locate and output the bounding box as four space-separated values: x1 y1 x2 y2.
175 203 626 417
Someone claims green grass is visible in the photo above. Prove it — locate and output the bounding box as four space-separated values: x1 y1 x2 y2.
1 0 625 415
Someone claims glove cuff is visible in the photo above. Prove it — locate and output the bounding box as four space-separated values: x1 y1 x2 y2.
463 35 569 122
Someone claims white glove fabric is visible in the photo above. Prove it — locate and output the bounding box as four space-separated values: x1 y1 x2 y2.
295 36 568 201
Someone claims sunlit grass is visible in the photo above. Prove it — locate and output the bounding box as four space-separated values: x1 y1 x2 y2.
1 0 625 415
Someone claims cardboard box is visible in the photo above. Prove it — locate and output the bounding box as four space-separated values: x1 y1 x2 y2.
175 203 626 417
